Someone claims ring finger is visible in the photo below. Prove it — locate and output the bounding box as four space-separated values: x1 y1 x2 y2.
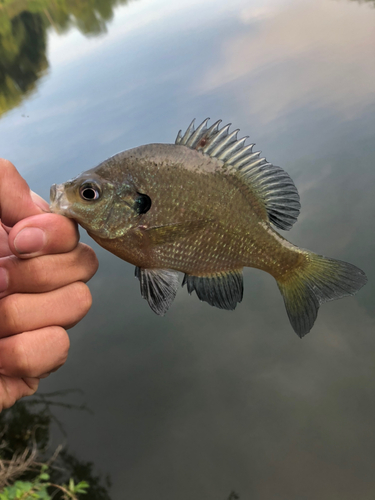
0 281 92 338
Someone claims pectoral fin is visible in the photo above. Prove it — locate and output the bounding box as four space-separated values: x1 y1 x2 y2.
144 220 210 246
182 270 244 310
135 267 179 315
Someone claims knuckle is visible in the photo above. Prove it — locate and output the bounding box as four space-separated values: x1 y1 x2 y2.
51 327 70 366
10 335 31 375
78 244 99 279
0 294 23 333
8 256 51 292
71 281 93 316
0 158 16 174
28 257 50 289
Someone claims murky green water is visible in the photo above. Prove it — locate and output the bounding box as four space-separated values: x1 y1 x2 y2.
1 0 374 498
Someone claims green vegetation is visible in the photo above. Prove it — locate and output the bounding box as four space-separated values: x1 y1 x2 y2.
0 0 132 117
0 9 47 116
0 391 111 499
0 465 89 499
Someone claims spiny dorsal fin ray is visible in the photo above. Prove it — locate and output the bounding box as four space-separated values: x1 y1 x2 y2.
186 118 209 148
217 136 248 161
175 118 301 231
182 270 243 310
135 267 179 316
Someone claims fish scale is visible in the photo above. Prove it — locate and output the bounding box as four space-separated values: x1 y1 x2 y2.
50 118 367 337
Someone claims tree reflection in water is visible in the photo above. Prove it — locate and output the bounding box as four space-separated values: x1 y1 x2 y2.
0 0 132 118
0 390 111 500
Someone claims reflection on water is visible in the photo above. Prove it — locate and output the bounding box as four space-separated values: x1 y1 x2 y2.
199 0 375 122
0 0 131 117
0 0 374 498
0 10 47 116
352 0 375 4
0 391 111 499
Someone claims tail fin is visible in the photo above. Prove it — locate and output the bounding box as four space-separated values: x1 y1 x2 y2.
277 253 367 338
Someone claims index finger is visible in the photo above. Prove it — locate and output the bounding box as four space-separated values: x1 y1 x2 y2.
0 159 47 226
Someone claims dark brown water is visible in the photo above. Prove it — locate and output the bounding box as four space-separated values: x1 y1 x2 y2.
1 0 374 498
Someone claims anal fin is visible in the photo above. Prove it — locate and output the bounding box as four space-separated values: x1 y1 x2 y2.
135 267 179 316
182 270 243 310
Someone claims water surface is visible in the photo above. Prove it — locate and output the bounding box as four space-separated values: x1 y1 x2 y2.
0 0 374 498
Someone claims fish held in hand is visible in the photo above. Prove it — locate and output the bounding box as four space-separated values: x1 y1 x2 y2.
50 118 367 337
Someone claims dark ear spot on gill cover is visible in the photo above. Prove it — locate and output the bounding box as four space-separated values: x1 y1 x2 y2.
135 193 152 214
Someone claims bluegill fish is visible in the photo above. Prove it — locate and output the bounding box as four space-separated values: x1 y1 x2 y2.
50 118 367 337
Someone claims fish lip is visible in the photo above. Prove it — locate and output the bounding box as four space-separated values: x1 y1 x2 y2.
49 183 70 214
50 184 57 203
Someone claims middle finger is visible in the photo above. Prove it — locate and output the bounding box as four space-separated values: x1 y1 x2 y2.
0 243 98 299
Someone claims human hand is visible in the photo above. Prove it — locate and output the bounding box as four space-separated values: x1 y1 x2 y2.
0 159 98 411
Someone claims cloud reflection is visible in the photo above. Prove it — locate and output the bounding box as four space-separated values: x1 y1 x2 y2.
199 0 375 121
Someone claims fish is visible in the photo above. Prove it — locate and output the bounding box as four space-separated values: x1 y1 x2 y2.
50 118 367 337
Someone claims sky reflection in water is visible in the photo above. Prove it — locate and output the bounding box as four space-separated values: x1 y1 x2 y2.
0 0 374 498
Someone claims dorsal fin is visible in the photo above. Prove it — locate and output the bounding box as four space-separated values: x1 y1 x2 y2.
176 118 301 231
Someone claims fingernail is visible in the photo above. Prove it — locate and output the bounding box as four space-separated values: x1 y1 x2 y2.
0 267 8 293
14 227 46 255
31 191 50 212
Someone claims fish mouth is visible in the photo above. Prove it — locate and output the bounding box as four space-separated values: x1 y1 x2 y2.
49 183 71 215
50 184 57 203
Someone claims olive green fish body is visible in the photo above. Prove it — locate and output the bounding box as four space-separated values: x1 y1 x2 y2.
50 118 367 337
87 145 299 277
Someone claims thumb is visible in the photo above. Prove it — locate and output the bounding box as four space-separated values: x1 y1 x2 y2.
0 159 49 226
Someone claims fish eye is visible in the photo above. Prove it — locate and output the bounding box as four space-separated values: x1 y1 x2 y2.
135 193 152 214
79 183 101 201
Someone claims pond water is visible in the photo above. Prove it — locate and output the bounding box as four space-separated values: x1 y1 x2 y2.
1 0 375 498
